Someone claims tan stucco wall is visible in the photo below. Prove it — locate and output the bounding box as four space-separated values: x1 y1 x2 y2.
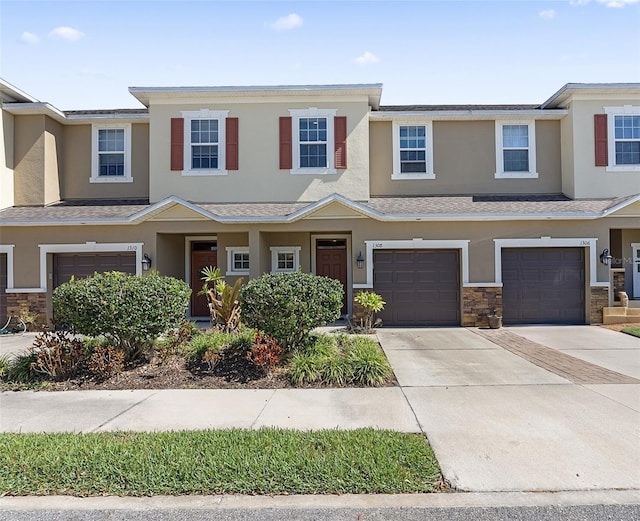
44 118 62 205
567 98 640 198
61 123 149 200
148 98 370 203
0 111 15 209
370 120 562 196
13 115 45 206
4 215 633 291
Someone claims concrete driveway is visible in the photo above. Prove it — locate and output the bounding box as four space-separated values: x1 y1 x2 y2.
377 326 640 492
0 332 38 358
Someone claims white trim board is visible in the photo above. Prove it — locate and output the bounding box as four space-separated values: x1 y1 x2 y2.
0 245 15 291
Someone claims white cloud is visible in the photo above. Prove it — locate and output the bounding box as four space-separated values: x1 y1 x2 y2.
270 13 303 31
354 51 380 66
597 0 639 6
20 31 39 44
49 26 85 42
570 0 590 5
539 9 556 19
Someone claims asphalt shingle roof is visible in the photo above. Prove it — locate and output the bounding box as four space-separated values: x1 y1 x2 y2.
0 194 636 223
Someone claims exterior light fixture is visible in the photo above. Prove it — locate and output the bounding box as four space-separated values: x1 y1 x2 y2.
356 251 364 269
599 249 612 266
141 253 152 271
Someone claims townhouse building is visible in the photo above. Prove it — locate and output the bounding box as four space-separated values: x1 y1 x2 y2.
1 79 638 328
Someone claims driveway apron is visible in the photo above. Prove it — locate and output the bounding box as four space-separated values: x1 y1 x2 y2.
377 327 640 493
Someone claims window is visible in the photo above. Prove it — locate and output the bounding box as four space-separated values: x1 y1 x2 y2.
182 109 228 175
605 106 640 171
270 247 301 273
392 121 434 179
290 108 336 174
91 124 132 183
495 121 537 178
226 248 249 275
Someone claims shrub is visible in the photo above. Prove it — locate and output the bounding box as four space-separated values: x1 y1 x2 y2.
354 291 386 332
2 353 38 383
345 337 392 386
249 333 283 368
240 271 343 350
53 271 191 363
288 334 392 387
87 344 125 379
0 355 9 378
155 319 201 360
29 330 87 380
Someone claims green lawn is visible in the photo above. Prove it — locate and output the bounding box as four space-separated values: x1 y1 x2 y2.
622 326 640 338
0 429 443 496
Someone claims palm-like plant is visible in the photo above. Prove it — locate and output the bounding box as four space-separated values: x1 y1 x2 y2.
200 266 243 332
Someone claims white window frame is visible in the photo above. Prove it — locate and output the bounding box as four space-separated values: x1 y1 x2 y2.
182 109 228 176
91 124 132 183
225 247 249 276
495 121 538 179
289 108 336 175
270 247 301 273
604 105 640 172
392 121 434 180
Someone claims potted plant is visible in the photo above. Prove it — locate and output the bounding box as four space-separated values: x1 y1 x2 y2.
487 308 502 329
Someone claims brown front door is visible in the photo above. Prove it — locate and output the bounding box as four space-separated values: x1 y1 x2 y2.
190 242 217 317
316 240 348 315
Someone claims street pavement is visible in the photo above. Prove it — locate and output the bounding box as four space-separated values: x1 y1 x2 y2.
1 325 639 515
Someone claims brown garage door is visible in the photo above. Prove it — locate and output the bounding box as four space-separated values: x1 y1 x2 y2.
0 253 7 324
373 249 460 326
502 248 585 325
53 253 136 288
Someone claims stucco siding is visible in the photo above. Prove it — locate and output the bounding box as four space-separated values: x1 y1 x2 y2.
370 120 562 196
44 117 63 205
61 123 149 200
149 99 370 204
13 115 45 206
569 98 640 198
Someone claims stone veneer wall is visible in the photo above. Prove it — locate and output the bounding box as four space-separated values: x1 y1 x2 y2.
590 286 608 324
462 286 502 327
612 270 626 303
6 292 48 331
351 289 367 326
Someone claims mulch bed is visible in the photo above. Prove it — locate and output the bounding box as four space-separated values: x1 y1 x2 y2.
34 352 293 392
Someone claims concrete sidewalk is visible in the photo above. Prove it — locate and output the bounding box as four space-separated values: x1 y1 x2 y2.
1 325 639 494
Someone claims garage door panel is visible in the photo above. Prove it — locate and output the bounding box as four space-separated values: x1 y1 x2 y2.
54 253 136 288
502 247 585 325
374 249 460 326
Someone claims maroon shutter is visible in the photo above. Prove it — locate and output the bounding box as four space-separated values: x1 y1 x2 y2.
334 116 347 169
170 118 184 171
226 117 239 170
279 117 293 169
594 114 608 167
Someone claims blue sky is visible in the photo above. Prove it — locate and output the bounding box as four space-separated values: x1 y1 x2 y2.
1 0 639 110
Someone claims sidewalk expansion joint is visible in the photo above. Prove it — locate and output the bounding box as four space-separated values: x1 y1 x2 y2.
471 328 640 385
249 389 277 429
88 392 158 433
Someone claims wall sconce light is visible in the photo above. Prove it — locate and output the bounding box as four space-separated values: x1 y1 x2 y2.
356 251 364 269
599 248 612 266
141 253 152 271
